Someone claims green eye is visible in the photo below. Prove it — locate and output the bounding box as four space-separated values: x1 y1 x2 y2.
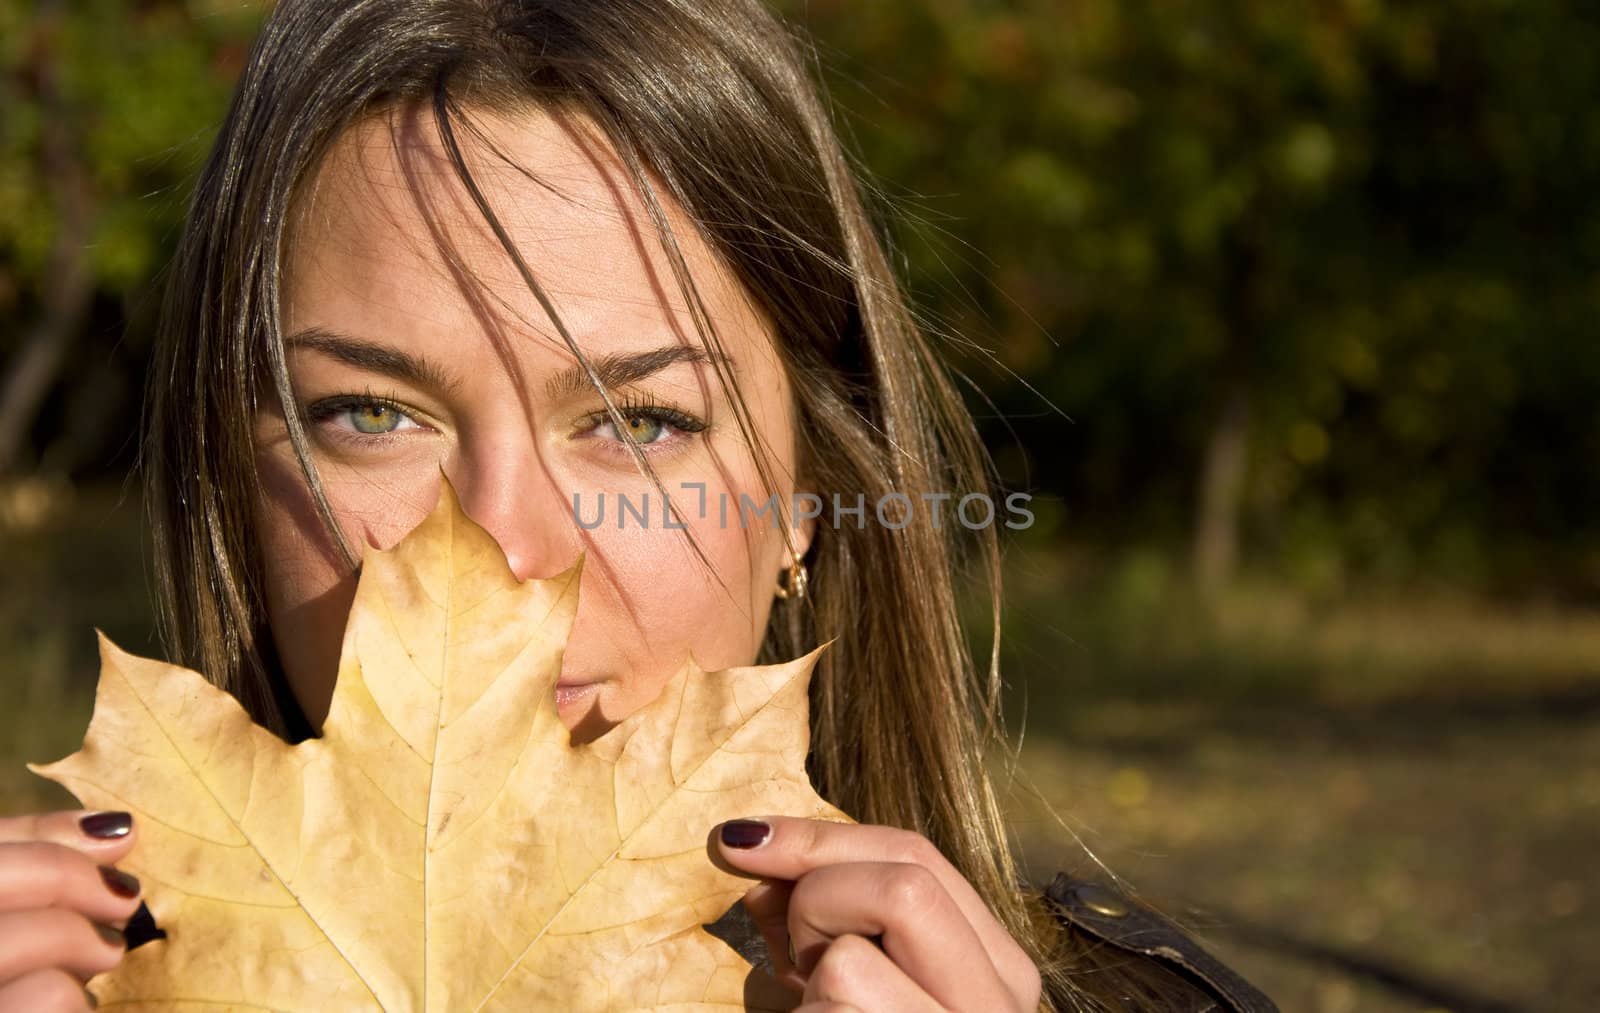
595 401 707 448
306 395 422 439
351 403 404 434
577 397 708 452
620 413 665 444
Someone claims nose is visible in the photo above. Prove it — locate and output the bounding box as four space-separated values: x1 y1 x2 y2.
446 442 580 582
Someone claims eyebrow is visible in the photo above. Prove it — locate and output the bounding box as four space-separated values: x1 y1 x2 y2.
285 327 462 395
542 345 731 399
285 326 732 400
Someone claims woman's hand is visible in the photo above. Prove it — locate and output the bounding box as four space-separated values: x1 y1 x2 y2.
0 810 141 1011
714 817 1042 1013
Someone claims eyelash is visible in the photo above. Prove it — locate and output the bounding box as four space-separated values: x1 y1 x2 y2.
303 391 709 455
305 391 424 446
581 393 709 456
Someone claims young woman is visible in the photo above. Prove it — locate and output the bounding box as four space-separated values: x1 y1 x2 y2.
0 2 1274 1010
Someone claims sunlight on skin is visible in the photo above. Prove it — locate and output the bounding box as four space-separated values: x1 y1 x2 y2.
253 102 815 742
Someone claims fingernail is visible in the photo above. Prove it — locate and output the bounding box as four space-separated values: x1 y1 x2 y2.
94 923 126 949
80 812 133 840
99 866 141 899
719 819 771 849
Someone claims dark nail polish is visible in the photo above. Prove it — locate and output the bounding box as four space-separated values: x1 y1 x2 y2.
99 866 140 899
94 923 126 949
719 819 771 849
80 812 132 840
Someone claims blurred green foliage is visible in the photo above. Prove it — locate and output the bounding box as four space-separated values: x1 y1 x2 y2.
2 0 1598 596
780 0 1600 596
0 0 258 289
0 1 263 479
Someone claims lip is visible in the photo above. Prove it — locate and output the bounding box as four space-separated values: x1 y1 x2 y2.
554 680 601 709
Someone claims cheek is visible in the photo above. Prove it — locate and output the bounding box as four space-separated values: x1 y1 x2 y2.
254 450 436 603
605 520 772 661
254 445 440 727
561 488 787 722
254 450 352 727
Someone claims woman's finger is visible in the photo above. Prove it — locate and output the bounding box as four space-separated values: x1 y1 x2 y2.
738 878 798 983
0 908 126 983
0 841 142 925
0 811 136 862
783 861 1013 1011
714 817 1039 1000
800 933 942 1012
0 967 96 1012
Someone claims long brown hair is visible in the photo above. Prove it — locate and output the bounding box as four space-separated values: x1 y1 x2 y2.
143 1 1175 1008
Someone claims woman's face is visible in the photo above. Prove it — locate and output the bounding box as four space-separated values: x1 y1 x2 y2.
254 104 812 742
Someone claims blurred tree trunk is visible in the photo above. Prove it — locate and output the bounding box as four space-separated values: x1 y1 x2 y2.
1193 226 1263 597
0 1 95 477
1193 384 1251 596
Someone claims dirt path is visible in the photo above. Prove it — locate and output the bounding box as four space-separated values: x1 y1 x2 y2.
1007 699 1600 1012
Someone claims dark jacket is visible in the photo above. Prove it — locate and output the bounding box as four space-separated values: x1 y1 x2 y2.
1045 873 1278 1012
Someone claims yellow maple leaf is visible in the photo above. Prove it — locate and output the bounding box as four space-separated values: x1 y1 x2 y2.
30 485 845 1011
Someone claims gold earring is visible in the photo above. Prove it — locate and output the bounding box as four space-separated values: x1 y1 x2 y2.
774 555 808 600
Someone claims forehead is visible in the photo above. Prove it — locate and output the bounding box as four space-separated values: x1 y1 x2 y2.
284 102 769 365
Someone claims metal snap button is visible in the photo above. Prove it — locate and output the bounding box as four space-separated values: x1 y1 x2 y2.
1074 883 1131 918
